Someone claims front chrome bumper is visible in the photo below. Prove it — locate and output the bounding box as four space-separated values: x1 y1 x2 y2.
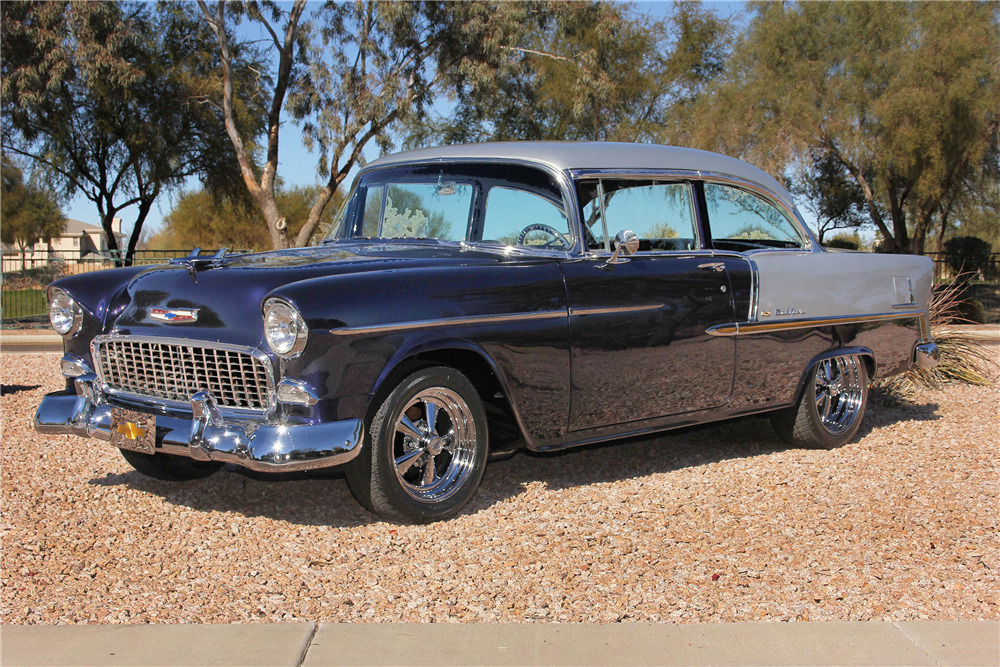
34 383 364 473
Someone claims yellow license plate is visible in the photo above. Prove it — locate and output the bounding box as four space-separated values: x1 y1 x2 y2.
110 408 156 454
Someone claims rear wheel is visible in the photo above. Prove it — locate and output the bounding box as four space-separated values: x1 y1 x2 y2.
771 354 868 449
347 366 488 523
118 448 223 481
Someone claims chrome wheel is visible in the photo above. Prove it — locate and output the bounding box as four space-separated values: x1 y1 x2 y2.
393 387 477 502
813 355 865 436
346 366 488 523
771 353 869 450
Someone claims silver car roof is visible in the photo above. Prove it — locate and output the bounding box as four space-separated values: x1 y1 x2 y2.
364 141 793 202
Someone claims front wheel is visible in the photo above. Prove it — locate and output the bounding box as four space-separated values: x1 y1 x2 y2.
347 366 489 523
771 354 868 449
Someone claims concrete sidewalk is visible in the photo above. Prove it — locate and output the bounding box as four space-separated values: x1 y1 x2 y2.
2 620 998 666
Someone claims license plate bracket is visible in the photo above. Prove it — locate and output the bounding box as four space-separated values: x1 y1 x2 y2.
110 408 156 454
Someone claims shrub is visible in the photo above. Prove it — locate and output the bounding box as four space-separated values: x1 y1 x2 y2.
823 235 860 250
943 236 992 279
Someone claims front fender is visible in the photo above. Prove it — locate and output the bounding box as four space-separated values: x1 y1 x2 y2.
264 262 571 447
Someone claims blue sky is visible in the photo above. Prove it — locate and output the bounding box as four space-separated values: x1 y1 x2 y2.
62 1 748 242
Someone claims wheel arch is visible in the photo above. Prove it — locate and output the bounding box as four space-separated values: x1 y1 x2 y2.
367 339 529 455
789 346 875 407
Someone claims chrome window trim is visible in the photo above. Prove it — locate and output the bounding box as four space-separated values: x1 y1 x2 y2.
745 254 760 321
91 334 276 418
576 178 702 254
345 158 585 256
699 175 817 252
330 309 566 337
706 310 925 337
570 168 817 253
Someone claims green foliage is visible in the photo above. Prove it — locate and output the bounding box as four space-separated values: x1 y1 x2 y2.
943 236 993 279
1 1 266 264
0 157 65 263
795 152 868 243
408 1 732 144
823 233 862 251
823 232 863 250
147 185 342 252
684 1 1000 255
642 222 679 240
1 288 48 321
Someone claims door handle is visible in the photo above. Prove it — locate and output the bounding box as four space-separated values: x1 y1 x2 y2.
697 262 725 272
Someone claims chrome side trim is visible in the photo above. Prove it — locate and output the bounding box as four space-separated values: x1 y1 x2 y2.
569 304 665 316
706 310 925 337
330 310 566 336
918 312 932 342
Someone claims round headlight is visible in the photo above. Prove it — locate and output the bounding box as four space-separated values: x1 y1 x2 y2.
263 298 308 358
49 288 82 336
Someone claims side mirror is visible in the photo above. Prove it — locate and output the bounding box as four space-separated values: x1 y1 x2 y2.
607 229 639 265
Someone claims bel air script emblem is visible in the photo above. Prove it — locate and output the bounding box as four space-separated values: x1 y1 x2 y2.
762 308 805 317
150 307 200 323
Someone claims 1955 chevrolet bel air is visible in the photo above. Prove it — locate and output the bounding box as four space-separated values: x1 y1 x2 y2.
35 142 940 522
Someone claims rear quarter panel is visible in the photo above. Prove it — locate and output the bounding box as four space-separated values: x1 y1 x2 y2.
727 250 933 413
752 251 934 318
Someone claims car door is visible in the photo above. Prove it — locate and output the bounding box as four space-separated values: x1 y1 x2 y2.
562 178 736 432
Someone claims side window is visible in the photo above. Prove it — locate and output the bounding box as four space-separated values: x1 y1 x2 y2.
704 183 805 250
481 187 569 247
578 180 699 252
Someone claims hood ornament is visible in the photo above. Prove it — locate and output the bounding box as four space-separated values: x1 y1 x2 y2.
150 307 200 323
169 247 230 279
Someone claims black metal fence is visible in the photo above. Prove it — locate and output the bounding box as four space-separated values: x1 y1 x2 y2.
926 252 1000 283
2 249 197 322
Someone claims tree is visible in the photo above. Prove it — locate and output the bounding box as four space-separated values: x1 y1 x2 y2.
682 1 1000 254
146 185 342 251
198 1 637 250
1 1 264 264
794 152 868 244
1 156 66 270
411 1 731 144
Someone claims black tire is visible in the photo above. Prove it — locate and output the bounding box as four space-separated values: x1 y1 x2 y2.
119 448 223 481
347 366 489 523
771 353 869 450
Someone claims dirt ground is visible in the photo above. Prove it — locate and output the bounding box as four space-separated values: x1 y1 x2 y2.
1 352 997 624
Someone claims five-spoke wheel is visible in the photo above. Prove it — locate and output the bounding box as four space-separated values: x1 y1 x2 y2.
771 353 869 449
347 366 488 523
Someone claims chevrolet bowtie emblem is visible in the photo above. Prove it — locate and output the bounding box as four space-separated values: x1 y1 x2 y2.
150 307 199 323
116 422 147 440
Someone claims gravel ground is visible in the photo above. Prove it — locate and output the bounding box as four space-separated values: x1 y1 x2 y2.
2 352 997 624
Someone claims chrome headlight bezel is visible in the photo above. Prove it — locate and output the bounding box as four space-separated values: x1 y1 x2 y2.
49 288 83 337
263 298 308 359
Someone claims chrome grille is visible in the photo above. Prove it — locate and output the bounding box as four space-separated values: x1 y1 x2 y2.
96 338 272 411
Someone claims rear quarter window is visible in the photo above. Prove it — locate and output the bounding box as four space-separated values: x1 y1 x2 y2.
705 183 805 251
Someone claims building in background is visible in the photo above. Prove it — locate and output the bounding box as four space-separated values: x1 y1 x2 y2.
2 218 125 272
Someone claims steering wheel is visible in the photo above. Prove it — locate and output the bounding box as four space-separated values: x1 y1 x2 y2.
516 223 570 249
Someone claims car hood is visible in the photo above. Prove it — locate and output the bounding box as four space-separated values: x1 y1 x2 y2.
105 243 537 347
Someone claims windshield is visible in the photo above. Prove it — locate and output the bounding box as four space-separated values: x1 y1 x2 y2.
326 163 572 250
